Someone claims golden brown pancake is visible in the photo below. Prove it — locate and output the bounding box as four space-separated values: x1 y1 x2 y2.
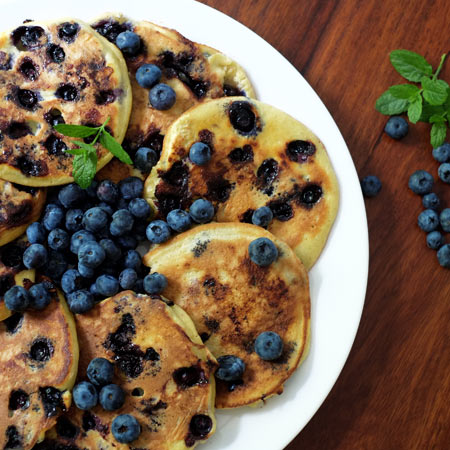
144 97 339 269
0 18 132 186
0 180 46 247
40 291 217 450
143 223 310 408
0 282 78 449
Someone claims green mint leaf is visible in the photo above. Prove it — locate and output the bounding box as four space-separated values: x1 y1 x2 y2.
430 121 447 148
388 84 420 100
54 124 98 138
407 96 423 123
72 141 97 153
429 114 447 123
390 50 432 82
421 77 449 105
419 104 445 122
375 90 409 115
99 131 132 165
65 148 85 156
72 152 97 189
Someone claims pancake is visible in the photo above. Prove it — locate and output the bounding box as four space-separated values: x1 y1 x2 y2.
41 291 217 450
91 13 254 160
0 281 78 449
143 223 310 408
0 237 34 321
0 179 46 247
144 97 339 269
0 18 132 187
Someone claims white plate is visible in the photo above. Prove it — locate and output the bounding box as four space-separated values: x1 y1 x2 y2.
0 1 369 448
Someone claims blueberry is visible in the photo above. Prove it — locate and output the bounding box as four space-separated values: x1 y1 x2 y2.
65 209 84 232
78 262 95 279
116 235 138 250
119 268 138 290
42 251 67 279
73 381 98 410
189 142 211 165
440 208 450 232
254 331 283 360
215 355 245 381
99 239 121 262
87 357 114 386
189 199 214 224
408 170 434 195
96 180 119 204
136 64 161 89
251 206 273 228
98 202 115 217
417 209 439 232
422 193 440 211
96 275 119 297
26 222 46 244
124 250 142 272
427 231 444 250
29 283 51 310
116 31 140 56
99 384 125 411
61 269 85 294
58 22 80 43
4 285 30 312
82 207 109 233
58 183 85 208
146 220 171 244
133 278 145 294
248 237 278 266
438 162 450 184
149 83 176 110
437 244 450 268
117 197 129 210
47 228 69 251
85 180 98 199
78 242 106 268
111 414 141 443
128 198 152 219
70 230 96 254
43 204 65 231
118 177 143 200
133 147 158 173
166 209 191 232
432 142 450 163
143 272 167 294
67 290 94 314
110 209 134 236
23 243 48 269
384 116 408 139
360 175 382 197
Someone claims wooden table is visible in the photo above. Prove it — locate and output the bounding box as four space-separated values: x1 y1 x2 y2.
198 1 450 449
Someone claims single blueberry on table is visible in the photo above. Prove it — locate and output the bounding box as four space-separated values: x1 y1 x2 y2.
128 198 152 219
43 204 65 231
189 142 211 165
418 209 439 232
360 175 382 197
87 357 114 387
437 244 450 268
58 183 85 208
252 206 273 228
146 220 171 244
96 180 119 205
408 170 434 195
4 285 30 312
99 384 125 411
119 268 138 290
82 207 109 233
61 269 85 294
167 209 192 232
254 331 284 360
422 193 440 211
73 381 98 410
384 116 408 139
23 243 48 269
47 228 69 251
248 237 278 266
116 31 140 56
29 283 51 310
26 222 46 244
143 272 167 294
149 83 176 110
438 162 450 184
65 209 84 232
70 230 96 254
99 239 121 262
427 231 444 250
111 414 141 443
189 199 214 224
439 208 450 232
136 63 161 89
95 275 119 297
215 355 245 381
119 177 144 200
78 242 106 268
67 290 94 314
432 142 450 163
124 250 142 272
134 147 158 173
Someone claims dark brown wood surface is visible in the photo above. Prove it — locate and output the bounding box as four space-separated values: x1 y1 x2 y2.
198 0 450 449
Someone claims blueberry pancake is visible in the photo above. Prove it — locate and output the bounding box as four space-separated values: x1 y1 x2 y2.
144 97 339 269
0 180 46 247
42 291 217 450
143 223 310 408
0 18 132 186
0 282 78 449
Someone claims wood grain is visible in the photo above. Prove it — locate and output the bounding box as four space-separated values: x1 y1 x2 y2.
198 0 450 449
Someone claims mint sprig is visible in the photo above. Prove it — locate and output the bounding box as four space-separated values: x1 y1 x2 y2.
54 118 132 189
375 50 448 148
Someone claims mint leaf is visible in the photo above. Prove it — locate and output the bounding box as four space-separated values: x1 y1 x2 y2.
72 152 97 189
407 96 423 123
429 114 447 123
390 50 432 82
419 104 445 122
375 90 409 115
65 148 85 156
99 131 132 164
421 77 449 105
430 121 447 148
388 84 420 100
54 124 98 138
72 141 97 153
